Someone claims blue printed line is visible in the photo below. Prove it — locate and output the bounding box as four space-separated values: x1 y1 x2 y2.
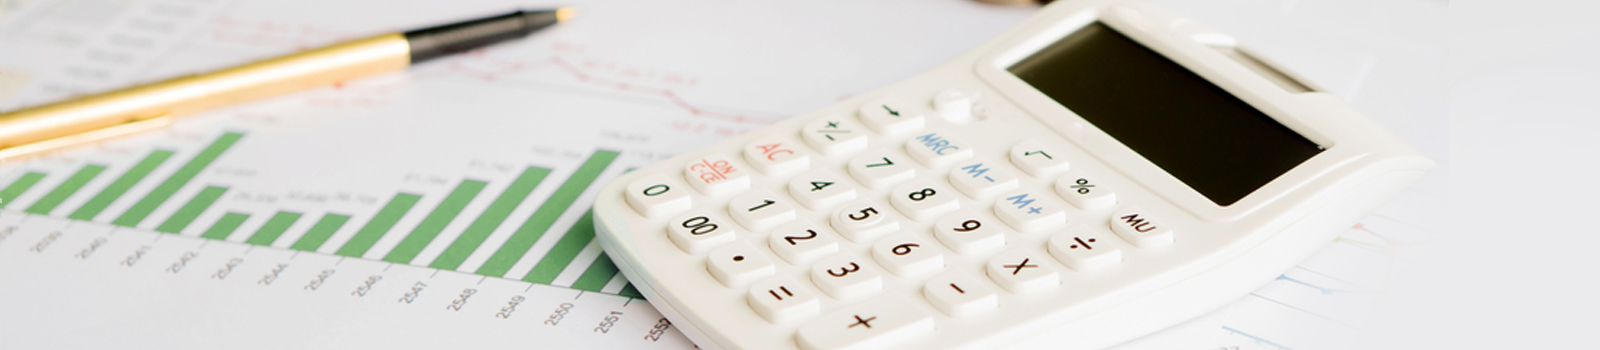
1222 325 1293 350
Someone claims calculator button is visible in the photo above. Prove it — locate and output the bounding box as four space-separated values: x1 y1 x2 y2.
748 276 822 324
727 188 798 232
887 179 959 221
903 131 973 169
947 159 1020 200
744 135 811 176
684 154 751 196
706 243 777 287
809 254 884 301
986 248 1060 294
1009 140 1070 178
769 220 841 265
857 97 926 136
847 149 915 190
870 232 944 278
1110 207 1174 248
932 88 976 123
788 169 858 211
802 117 870 156
923 271 998 317
665 210 738 254
992 191 1069 234
795 294 934 350
624 173 692 218
1056 172 1117 210
1047 226 1122 271
830 199 900 243
932 210 1006 255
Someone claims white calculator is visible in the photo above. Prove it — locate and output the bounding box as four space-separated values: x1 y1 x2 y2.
591 0 1433 349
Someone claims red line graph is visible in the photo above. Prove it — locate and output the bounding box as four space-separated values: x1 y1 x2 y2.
546 56 779 125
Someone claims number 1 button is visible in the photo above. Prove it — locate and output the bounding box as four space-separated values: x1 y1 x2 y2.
795 295 934 350
625 173 692 218
728 188 797 232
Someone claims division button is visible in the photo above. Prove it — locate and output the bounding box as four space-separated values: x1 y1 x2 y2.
1009 140 1070 178
857 97 926 136
1046 226 1122 271
847 149 915 190
684 154 750 196
743 135 812 176
985 248 1060 293
788 169 858 211
664 209 738 254
992 190 1069 234
1109 206 1174 248
747 275 822 324
705 242 777 288
903 130 973 169
923 271 999 317
795 294 935 350
624 173 692 218
802 117 870 156
1056 172 1116 210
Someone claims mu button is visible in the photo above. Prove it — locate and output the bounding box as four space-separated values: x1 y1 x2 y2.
1109 206 1173 248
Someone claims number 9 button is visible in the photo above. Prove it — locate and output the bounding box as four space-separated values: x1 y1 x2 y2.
665 209 737 254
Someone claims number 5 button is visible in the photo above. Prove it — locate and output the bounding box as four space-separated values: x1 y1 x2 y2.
665 209 736 254
625 173 692 218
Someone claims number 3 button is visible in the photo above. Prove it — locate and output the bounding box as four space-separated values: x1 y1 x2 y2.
810 253 884 301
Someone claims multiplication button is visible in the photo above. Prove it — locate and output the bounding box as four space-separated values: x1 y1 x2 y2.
857 97 926 136
624 173 691 218
684 154 750 196
664 209 737 254
802 117 869 156
903 130 973 169
1110 206 1174 248
743 135 811 176
795 295 934 350
985 248 1060 294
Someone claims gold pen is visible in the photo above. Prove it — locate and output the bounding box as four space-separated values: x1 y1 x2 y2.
0 8 574 160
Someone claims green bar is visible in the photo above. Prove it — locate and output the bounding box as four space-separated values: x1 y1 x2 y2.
290 214 350 252
335 193 422 257
26 164 106 214
523 211 596 283
430 167 551 270
383 180 487 263
70 150 173 221
476 150 618 276
570 253 620 292
113 132 243 227
154 186 228 233
618 283 643 299
201 212 250 240
0 172 46 209
246 211 303 246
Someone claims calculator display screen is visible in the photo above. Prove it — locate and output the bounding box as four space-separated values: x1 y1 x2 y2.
1008 22 1322 206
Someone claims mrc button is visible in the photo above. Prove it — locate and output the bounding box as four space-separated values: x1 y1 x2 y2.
1108 207 1173 248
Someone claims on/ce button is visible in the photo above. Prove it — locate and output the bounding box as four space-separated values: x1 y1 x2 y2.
1108 207 1173 248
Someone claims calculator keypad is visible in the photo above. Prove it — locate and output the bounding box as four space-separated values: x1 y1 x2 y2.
637 94 1189 349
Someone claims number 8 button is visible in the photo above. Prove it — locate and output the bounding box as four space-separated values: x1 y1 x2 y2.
888 179 959 221
664 209 737 254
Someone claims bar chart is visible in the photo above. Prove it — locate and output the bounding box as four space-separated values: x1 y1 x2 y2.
0 131 643 298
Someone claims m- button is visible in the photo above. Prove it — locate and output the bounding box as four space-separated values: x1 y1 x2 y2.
795 294 934 350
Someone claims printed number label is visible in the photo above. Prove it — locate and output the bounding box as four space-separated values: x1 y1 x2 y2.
784 229 818 245
953 219 981 232
826 262 862 277
847 208 878 221
681 216 718 235
908 188 936 201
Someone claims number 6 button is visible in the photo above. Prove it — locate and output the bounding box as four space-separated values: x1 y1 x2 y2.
626 173 692 218
871 232 943 278
665 209 737 254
